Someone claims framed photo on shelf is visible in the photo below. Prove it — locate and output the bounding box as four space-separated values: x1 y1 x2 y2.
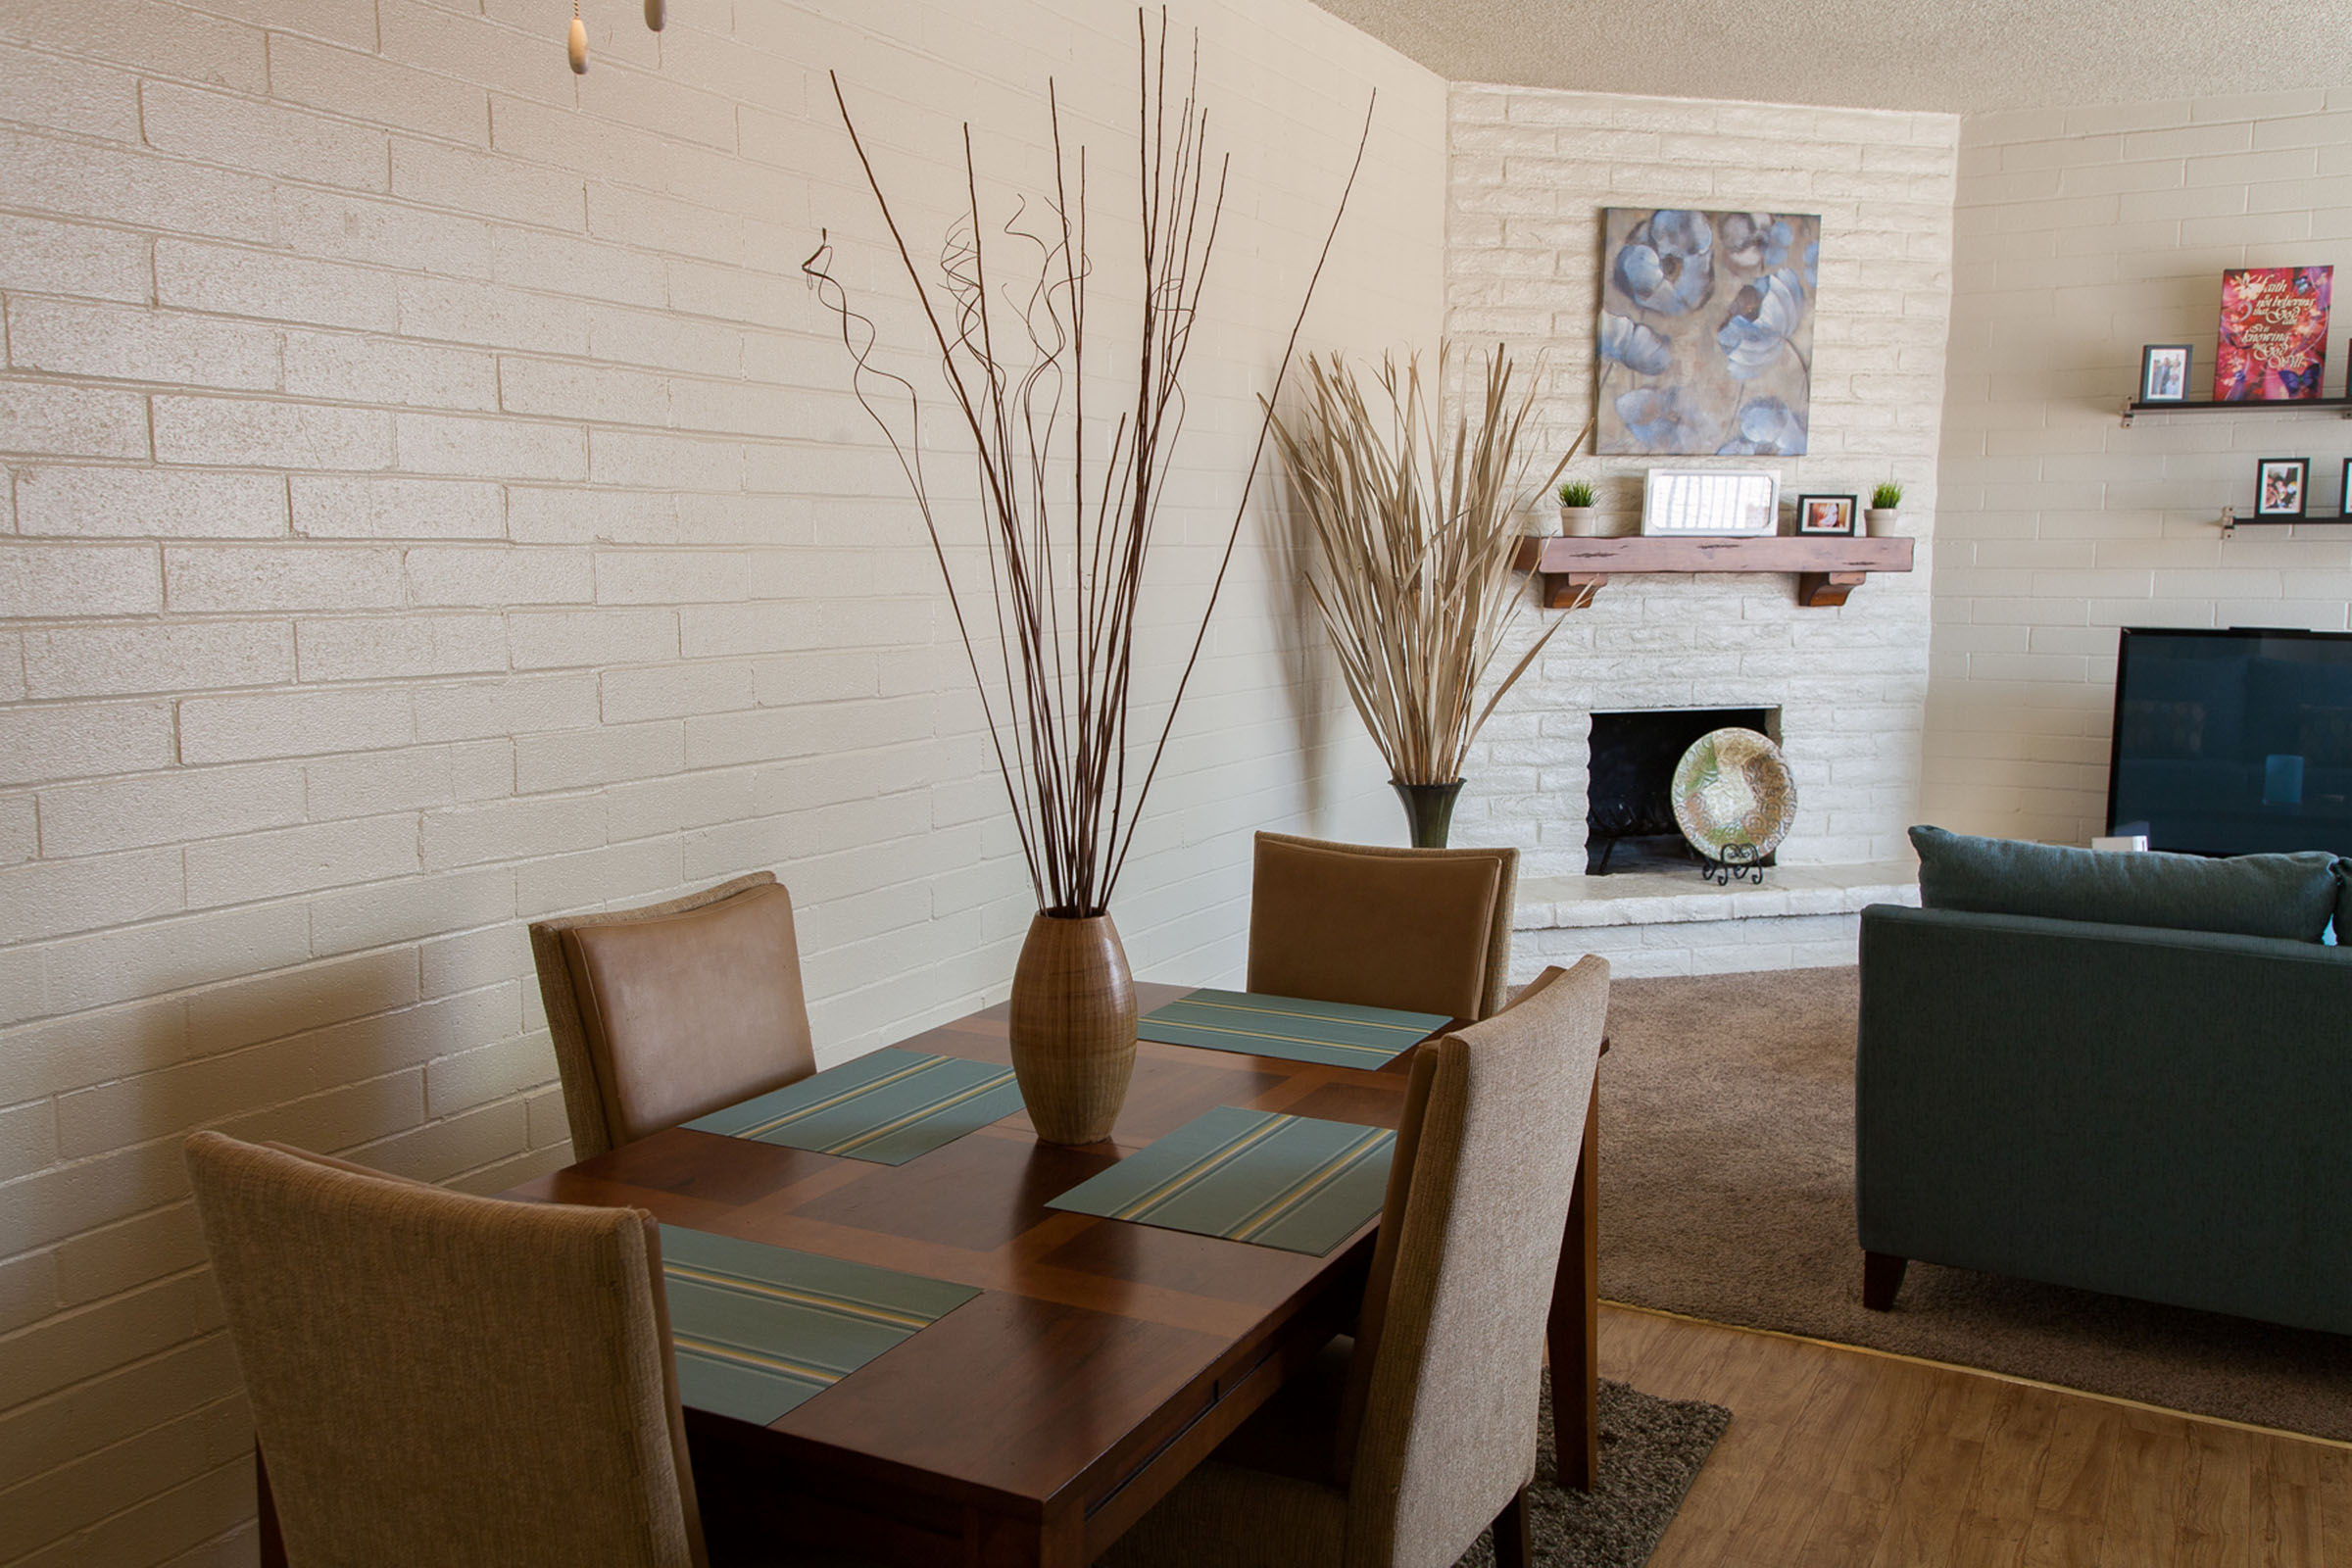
1794 493 1857 536
2139 344 2192 402
2255 458 2309 519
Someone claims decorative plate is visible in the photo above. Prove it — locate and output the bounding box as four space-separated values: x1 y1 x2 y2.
1671 728 1797 861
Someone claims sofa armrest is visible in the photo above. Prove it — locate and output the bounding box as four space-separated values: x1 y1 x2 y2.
1856 904 2352 1335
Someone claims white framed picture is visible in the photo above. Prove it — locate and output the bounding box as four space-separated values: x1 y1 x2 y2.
1640 469 1781 537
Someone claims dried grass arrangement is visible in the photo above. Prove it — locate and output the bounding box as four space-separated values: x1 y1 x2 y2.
1271 351 1589 800
801 13 1371 918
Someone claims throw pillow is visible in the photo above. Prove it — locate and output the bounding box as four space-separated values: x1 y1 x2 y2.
1909 825 2339 943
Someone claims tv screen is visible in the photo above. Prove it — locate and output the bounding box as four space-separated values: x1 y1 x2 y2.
2108 626 2352 857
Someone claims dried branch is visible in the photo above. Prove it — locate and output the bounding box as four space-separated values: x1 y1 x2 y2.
1271 348 1588 785
804 7 1369 915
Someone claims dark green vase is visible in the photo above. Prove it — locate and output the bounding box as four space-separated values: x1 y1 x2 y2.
1391 779 1465 849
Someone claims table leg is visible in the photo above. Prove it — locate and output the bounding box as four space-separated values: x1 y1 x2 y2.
1546 1080 1600 1492
256 1450 287 1568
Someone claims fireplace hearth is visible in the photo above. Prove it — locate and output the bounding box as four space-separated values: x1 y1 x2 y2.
1586 707 1778 874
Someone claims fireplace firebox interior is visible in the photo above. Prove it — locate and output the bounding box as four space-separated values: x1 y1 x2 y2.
1586 707 1779 874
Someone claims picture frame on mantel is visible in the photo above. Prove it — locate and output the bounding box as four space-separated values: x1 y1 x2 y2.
1794 493 1857 536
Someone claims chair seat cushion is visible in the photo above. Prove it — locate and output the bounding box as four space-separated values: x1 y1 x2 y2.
1215 1335 1354 1487
1909 824 2341 943
1098 1337 1353 1567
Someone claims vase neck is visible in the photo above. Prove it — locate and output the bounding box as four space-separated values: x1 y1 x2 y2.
1389 779 1465 850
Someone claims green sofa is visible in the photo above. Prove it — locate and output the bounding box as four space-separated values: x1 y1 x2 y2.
1855 829 2352 1337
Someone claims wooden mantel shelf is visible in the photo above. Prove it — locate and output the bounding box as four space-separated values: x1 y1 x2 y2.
1512 534 1915 610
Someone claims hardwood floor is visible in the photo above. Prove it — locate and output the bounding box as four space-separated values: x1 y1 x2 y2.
1599 1304 2352 1567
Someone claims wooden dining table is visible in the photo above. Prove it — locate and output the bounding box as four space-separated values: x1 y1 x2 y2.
505 980 1603 1568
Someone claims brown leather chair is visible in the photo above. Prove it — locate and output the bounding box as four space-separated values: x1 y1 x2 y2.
530 872 817 1158
185 1131 711 1568
1247 833 1519 1022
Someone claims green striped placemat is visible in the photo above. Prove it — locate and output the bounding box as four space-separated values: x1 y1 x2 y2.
683 1047 1023 1164
1135 988 1449 1068
1047 1105 1396 1255
660 1225 979 1425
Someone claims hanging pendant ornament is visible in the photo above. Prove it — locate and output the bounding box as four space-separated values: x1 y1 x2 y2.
644 0 665 30
567 2 588 73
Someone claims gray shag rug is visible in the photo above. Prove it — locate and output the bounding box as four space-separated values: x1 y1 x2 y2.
1452 1373 1730 1568
1601 965 2352 1441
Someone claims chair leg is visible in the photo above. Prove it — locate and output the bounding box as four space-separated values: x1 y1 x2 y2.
1492 1486 1533 1568
1862 1250 1908 1311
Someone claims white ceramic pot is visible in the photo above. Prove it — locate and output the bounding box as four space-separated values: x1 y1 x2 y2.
1863 508 1899 537
1559 506 1601 537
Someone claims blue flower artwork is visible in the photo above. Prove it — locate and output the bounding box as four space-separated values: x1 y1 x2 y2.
1597 208 1820 457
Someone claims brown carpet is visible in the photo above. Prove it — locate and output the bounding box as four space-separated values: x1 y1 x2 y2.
1600 966 2352 1442
1453 1374 1730 1568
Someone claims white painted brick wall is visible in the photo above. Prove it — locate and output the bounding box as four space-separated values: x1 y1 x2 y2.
1926 90 2352 844
0 2 1441 1561
1445 85 1957 879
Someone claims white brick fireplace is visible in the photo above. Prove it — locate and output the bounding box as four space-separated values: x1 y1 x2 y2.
1440 82 1957 975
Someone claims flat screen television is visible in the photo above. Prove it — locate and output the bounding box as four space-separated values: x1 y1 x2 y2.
2107 625 2352 857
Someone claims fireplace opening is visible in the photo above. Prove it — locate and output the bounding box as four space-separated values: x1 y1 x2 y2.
1587 707 1779 874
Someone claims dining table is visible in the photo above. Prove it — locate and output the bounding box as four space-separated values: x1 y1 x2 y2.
501 980 1604 1568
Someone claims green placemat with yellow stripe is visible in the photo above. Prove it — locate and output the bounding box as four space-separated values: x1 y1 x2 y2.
683 1047 1022 1164
660 1225 978 1425
1048 1105 1396 1255
1137 988 1448 1068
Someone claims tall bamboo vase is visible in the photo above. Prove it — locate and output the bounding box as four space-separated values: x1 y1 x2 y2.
1007 910 1138 1145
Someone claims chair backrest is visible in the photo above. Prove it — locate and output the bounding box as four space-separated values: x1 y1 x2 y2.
1336 956 1610 1568
183 1131 706 1568
530 871 816 1157
1247 833 1519 1022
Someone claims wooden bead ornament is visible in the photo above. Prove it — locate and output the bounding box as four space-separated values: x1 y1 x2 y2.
567 2 588 73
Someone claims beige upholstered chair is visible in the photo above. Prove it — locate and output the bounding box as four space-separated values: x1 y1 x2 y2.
184 1131 710 1568
1102 955 1611 1568
530 871 817 1158
1248 832 1519 1022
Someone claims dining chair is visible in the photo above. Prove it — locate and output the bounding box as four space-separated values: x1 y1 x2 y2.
184 1130 711 1568
530 871 817 1158
1248 832 1519 1021
1102 954 1611 1568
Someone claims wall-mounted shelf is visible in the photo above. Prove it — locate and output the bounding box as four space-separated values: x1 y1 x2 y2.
1512 534 1915 611
2218 507 2352 535
2121 395 2352 427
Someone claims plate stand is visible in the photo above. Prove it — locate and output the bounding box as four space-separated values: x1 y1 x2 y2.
1697 841 1766 887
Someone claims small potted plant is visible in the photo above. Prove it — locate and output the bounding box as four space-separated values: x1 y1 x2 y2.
1557 479 1600 537
1865 481 1902 536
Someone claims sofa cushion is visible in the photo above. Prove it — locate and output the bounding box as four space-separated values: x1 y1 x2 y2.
1909 825 2339 943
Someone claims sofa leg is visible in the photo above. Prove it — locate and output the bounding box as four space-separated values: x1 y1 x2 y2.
1862 1250 1908 1310
1492 1487 1533 1568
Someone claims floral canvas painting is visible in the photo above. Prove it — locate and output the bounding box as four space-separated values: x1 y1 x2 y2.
2214 266 2331 401
1596 208 1821 456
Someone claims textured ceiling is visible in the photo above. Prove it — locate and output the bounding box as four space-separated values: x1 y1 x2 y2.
1307 0 2346 114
